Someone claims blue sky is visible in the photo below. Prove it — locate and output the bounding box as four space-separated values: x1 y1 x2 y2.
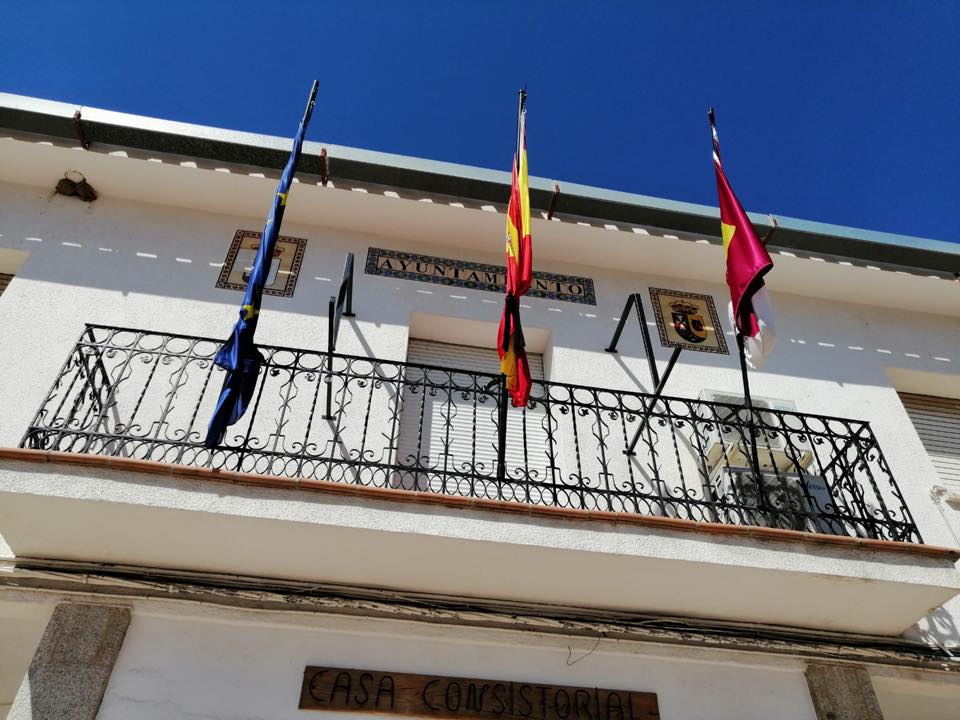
2 1 957 242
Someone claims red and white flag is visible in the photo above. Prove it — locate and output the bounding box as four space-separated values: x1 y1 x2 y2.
711 112 776 368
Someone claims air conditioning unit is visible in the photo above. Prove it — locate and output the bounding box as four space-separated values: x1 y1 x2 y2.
698 390 813 474
710 465 842 535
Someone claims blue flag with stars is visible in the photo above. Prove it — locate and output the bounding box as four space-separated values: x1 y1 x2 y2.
205 81 319 448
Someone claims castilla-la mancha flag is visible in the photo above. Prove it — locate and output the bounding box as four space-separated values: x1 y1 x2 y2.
497 107 533 406
713 131 776 369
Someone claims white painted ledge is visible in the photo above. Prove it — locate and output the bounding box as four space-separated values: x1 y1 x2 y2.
0 457 957 636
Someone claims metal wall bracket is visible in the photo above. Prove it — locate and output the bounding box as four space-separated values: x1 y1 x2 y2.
320 147 330 186
72 110 90 150
605 293 683 455
547 184 560 220
324 252 355 419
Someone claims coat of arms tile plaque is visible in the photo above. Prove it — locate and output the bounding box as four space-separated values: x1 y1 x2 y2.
649 287 728 354
216 229 307 298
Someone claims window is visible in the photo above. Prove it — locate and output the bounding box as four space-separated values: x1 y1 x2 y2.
901 393 960 547
898 392 960 485
394 339 548 495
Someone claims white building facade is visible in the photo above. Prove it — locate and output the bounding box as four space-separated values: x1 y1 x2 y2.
0 93 958 720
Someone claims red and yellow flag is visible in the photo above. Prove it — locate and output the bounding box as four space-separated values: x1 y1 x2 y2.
497 103 533 406
711 114 776 368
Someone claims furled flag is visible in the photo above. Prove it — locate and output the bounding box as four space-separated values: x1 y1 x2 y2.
498 92 533 406
710 109 776 369
204 82 319 448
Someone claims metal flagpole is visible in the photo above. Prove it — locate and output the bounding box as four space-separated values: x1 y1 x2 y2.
736 332 763 483
497 89 527 489
709 108 763 487
516 89 526 169
203 81 319 451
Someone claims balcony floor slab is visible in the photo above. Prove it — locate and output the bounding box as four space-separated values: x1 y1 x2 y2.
0 453 957 636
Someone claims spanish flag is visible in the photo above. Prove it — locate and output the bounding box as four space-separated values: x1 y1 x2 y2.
710 110 776 369
497 95 533 406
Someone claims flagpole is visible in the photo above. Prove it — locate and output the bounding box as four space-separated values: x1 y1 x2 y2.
516 88 526 170
497 89 527 490
203 81 319 449
708 107 719 162
736 332 763 483
709 107 763 490
303 80 319 126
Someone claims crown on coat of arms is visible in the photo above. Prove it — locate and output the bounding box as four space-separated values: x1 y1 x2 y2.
250 243 285 256
670 300 700 315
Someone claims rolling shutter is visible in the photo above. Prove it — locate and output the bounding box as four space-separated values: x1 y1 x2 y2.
396 339 547 493
0 273 12 296
405 339 544 381
899 392 960 484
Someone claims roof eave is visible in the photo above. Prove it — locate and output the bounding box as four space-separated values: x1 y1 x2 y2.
1 92 956 276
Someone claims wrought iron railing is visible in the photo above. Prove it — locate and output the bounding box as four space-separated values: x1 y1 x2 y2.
21 324 922 543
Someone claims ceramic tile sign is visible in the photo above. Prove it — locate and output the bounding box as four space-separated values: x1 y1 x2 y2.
216 229 307 298
649 287 729 355
299 667 660 720
366 247 596 305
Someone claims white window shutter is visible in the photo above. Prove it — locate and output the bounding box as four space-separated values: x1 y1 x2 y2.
899 392 960 484
395 339 548 495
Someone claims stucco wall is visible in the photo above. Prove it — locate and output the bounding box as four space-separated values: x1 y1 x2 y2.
91 598 819 720
0 178 958 639
0 592 55 716
0 183 956 516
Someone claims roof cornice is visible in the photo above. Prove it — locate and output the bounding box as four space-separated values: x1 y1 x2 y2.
1 92 957 276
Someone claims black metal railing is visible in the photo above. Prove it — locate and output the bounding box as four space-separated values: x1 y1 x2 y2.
21 324 922 543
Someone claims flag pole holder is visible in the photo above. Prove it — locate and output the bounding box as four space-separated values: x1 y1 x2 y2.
605 293 683 456
323 252 356 420
496 375 508 497
735 331 764 490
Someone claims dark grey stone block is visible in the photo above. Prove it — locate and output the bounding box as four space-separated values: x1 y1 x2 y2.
8 603 131 720
805 662 885 720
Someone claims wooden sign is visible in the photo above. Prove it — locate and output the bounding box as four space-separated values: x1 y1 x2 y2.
365 247 597 305
649 287 729 355
299 667 659 720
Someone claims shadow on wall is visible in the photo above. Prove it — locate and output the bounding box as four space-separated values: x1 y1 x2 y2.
909 605 960 650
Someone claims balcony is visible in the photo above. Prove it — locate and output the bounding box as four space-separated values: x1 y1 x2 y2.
2 324 958 636
20 324 922 543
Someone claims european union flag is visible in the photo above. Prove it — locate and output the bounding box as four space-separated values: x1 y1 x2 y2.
204 81 319 449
